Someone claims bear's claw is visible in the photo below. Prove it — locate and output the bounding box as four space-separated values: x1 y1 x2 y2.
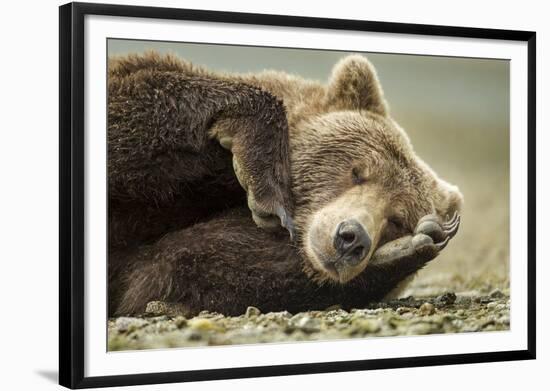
248 197 295 240
414 212 460 245
370 212 461 270
435 236 451 251
413 212 460 254
236 156 294 239
275 205 295 241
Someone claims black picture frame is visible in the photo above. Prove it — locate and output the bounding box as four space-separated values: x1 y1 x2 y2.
59 2 536 389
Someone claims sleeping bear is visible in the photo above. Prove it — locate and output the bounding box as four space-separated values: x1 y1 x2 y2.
108 52 463 317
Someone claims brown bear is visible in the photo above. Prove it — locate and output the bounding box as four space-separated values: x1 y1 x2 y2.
108 51 463 317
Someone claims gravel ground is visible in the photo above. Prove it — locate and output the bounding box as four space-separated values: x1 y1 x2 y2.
108 288 509 350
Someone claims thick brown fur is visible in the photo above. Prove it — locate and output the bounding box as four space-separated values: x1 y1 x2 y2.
108 52 463 316
109 53 297 248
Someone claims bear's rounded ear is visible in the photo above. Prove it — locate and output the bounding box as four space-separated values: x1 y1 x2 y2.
325 55 389 116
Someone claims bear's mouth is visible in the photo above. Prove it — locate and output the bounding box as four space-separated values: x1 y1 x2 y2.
306 213 375 284
309 243 372 284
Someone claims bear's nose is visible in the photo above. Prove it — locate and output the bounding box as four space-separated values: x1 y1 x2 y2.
333 219 372 266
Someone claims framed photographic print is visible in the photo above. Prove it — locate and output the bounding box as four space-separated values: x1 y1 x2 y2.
59 2 536 388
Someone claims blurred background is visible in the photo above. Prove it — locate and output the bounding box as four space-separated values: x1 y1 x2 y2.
108 39 510 297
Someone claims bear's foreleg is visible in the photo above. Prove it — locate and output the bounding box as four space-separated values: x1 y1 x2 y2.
109 72 294 239
110 210 460 317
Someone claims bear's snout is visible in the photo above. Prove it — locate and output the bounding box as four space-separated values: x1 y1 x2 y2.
304 187 384 284
333 219 372 266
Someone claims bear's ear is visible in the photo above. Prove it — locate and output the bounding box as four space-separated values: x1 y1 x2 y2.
325 55 388 116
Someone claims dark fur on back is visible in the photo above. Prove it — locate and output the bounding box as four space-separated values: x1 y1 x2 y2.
109 53 291 249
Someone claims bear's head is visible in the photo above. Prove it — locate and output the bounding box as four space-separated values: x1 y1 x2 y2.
289 55 463 284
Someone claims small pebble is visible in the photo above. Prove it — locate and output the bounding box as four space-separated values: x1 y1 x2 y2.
174 316 187 329
351 319 381 334
294 316 321 333
149 316 169 323
245 306 261 317
406 323 434 335
455 295 472 305
452 319 464 328
264 311 291 320
435 292 457 306
419 302 435 316
396 307 412 315
145 301 188 317
145 301 168 316
489 289 505 299
115 317 147 333
185 329 203 341
189 318 218 331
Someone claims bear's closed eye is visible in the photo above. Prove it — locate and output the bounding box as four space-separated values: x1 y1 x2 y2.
387 216 406 232
381 216 411 245
351 167 366 185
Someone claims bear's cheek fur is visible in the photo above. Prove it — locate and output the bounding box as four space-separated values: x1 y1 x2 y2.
302 185 389 284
